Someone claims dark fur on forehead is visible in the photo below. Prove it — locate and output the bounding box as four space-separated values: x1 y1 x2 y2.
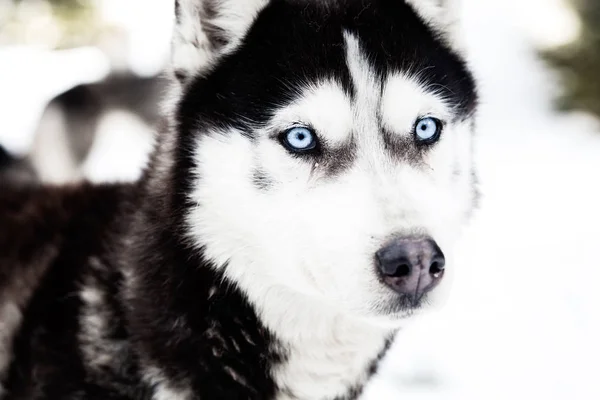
176 0 475 130
177 1 353 132
342 0 477 116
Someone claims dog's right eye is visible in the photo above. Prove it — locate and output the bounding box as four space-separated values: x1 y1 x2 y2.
280 127 318 153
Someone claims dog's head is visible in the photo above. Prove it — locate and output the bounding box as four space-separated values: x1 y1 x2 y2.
170 0 478 326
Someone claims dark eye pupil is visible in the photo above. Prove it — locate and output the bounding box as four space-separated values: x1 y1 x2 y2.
297 133 306 140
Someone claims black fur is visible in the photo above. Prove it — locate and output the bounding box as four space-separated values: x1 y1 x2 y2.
0 183 142 398
0 181 284 399
0 146 37 185
0 1 477 399
0 145 12 169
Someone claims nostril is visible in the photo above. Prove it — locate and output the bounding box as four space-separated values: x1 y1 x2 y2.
377 254 412 278
429 258 445 278
429 262 442 277
391 263 411 278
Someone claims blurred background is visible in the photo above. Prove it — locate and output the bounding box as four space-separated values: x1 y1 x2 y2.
1 0 599 399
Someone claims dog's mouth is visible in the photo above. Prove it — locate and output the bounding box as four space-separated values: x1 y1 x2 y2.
393 293 427 312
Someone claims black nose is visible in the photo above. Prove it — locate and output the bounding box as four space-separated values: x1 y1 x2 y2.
375 237 445 303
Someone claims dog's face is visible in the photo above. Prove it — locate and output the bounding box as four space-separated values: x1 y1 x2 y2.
173 0 477 325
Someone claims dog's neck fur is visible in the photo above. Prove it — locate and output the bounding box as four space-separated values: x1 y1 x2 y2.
260 288 394 399
222 257 395 399
119 131 395 399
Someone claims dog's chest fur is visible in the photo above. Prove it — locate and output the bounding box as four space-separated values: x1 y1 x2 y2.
272 325 391 400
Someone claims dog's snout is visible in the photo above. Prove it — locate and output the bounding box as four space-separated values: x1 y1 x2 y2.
375 237 445 303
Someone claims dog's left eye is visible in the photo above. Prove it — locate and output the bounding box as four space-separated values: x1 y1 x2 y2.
281 127 317 152
414 117 442 143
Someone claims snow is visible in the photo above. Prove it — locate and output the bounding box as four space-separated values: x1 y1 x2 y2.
1 1 599 398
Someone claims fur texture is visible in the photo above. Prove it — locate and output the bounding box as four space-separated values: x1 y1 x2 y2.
0 1 477 399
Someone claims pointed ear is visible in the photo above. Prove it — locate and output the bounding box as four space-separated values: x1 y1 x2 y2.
405 0 465 51
171 0 269 81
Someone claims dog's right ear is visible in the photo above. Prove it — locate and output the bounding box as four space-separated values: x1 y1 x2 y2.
171 0 268 81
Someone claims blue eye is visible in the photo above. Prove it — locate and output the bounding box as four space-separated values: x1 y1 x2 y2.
414 117 442 143
282 127 317 152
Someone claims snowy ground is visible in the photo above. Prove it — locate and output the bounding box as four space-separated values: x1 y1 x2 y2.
1 1 599 399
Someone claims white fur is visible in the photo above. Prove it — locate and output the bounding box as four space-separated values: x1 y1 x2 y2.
208 0 269 50
184 26 475 398
172 0 268 76
269 81 354 145
171 0 214 75
405 0 467 52
405 0 449 23
152 385 191 400
143 367 193 400
79 282 111 368
78 257 131 373
381 74 453 136
272 316 390 399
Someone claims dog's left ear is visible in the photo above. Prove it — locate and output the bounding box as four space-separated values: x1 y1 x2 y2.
405 0 465 49
171 0 268 81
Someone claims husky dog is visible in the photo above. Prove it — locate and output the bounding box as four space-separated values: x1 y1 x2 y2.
0 0 477 399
